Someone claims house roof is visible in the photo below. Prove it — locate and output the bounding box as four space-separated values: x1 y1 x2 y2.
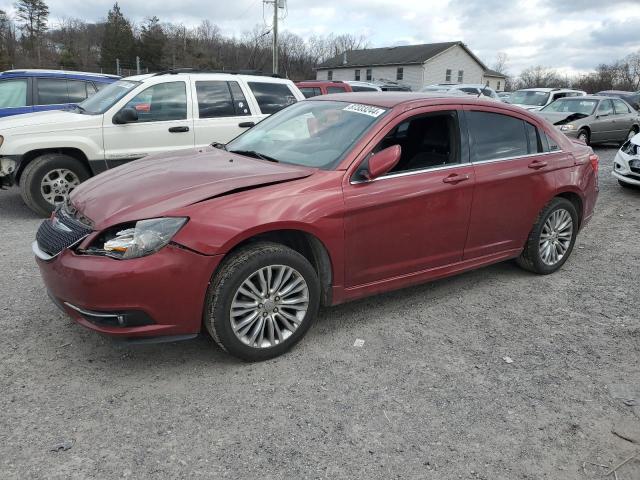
317 41 472 69
483 68 507 78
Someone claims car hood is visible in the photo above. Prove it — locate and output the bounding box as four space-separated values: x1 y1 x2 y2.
536 111 590 125
0 109 96 133
70 147 316 229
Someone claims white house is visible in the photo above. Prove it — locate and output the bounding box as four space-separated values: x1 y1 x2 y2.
315 41 507 92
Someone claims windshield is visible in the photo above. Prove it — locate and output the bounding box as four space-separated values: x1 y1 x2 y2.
509 90 550 106
79 80 140 114
421 86 448 92
226 100 388 170
542 99 598 115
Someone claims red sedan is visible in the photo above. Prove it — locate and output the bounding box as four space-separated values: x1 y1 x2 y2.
33 93 599 361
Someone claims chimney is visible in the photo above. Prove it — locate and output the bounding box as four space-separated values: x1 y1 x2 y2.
343 52 348 65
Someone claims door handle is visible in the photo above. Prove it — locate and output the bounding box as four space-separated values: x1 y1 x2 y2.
238 121 255 128
168 126 189 133
528 160 548 169
442 173 470 184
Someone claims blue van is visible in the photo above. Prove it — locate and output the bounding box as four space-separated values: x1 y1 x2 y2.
0 69 120 118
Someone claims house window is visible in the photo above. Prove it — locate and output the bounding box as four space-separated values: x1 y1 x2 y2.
355 69 360 81
396 67 404 81
445 69 452 82
366 69 372 81
497 81 501 90
458 70 464 83
327 70 333 81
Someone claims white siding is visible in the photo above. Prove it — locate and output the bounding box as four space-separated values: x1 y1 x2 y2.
316 65 424 91
423 44 484 86
482 76 505 91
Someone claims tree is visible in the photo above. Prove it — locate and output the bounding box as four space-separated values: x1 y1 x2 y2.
0 10 17 68
100 2 135 74
516 66 567 89
138 16 166 71
14 0 48 65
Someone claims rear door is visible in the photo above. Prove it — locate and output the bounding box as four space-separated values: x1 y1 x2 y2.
463 107 562 260
191 78 262 147
612 98 634 140
102 80 195 168
0 77 32 117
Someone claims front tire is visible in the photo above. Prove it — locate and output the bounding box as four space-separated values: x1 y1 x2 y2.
19 153 90 217
517 198 578 275
204 242 320 361
577 129 590 145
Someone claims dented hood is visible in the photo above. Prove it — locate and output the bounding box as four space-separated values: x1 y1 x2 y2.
70 147 315 228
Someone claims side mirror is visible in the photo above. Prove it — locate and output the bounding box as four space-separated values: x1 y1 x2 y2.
113 107 138 124
365 145 401 181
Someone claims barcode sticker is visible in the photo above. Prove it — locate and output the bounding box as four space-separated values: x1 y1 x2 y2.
343 104 386 117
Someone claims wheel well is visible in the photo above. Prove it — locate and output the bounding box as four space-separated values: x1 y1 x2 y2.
556 192 583 227
16 148 91 185
227 230 334 306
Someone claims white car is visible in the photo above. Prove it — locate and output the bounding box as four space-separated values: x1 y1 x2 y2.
344 81 382 92
508 88 586 112
420 83 500 100
613 133 640 189
0 71 304 216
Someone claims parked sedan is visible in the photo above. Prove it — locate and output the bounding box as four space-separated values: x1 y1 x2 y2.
613 133 640 188
537 96 640 145
33 93 599 361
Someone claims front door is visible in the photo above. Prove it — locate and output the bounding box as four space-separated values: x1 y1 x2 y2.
102 80 195 168
462 107 563 259
590 99 616 143
343 108 475 287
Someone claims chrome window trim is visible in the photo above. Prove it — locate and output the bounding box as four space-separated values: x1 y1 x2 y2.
471 150 562 165
350 162 465 184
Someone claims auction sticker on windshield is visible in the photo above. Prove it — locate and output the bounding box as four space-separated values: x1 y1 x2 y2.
343 104 387 117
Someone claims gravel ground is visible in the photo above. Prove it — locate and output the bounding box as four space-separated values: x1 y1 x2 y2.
1 146 639 480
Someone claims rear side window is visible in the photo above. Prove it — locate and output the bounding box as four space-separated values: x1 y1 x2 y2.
124 81 187 122
248 82 297 114
196 81 250 118
299 87 321 98
525 122 543 153
612 99 631 114
467 111 529 161
0 79 28 107
597 100 614 116
327 86 347 94
36 78 69 104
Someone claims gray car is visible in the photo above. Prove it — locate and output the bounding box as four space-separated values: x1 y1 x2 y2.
537 95 640 145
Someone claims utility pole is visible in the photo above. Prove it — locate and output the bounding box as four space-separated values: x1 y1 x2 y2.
136 56 141 75
264 0 285 75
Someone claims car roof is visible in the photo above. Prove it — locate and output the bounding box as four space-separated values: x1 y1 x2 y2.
517 87 584 93
296 80 347 86
124 72 295 84
1 69 120 80
308 91 504 109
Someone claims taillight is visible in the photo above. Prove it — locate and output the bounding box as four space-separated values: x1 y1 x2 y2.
589 153 599 174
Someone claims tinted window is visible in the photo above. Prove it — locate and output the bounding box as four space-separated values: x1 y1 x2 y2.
327 86 347 94
248 82 297 114
467 111 528 161
68 80 91 103
596 100 614 116
124 81 187 122
612 99 631 114
36 78 69 104
0 79 28 107
299 87 321 98
196 81 250 118
351 85 378 92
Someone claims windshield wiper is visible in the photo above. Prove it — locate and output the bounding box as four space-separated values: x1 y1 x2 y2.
229 150 279 163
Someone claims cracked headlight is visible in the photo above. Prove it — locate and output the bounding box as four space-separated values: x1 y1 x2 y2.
93 217 187 259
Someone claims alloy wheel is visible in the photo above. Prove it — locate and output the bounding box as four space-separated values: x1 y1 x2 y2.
41 168 81 205
538 208 573 266
230 265 309 349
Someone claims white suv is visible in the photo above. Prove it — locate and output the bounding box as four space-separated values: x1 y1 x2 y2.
508 88 587 111
0 71 304 215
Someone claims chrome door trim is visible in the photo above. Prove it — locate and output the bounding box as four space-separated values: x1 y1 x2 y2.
350 162 466 185
471 150 562 166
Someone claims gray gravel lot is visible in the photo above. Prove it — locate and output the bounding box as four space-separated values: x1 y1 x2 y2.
1 147 639 479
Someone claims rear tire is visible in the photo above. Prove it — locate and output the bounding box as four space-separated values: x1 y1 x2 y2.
19 153 90 217
204 242 320 361
517 197 578 275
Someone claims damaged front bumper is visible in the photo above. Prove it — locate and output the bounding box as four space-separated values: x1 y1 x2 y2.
0 156 19 189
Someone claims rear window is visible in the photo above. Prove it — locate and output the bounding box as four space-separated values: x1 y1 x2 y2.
467 111 529 161
196 81 251 118
248 82 297 114
0 78 27 107
299 87 321 98
327 86 347 94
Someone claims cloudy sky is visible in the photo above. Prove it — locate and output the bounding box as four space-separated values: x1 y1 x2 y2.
2 0 639 75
